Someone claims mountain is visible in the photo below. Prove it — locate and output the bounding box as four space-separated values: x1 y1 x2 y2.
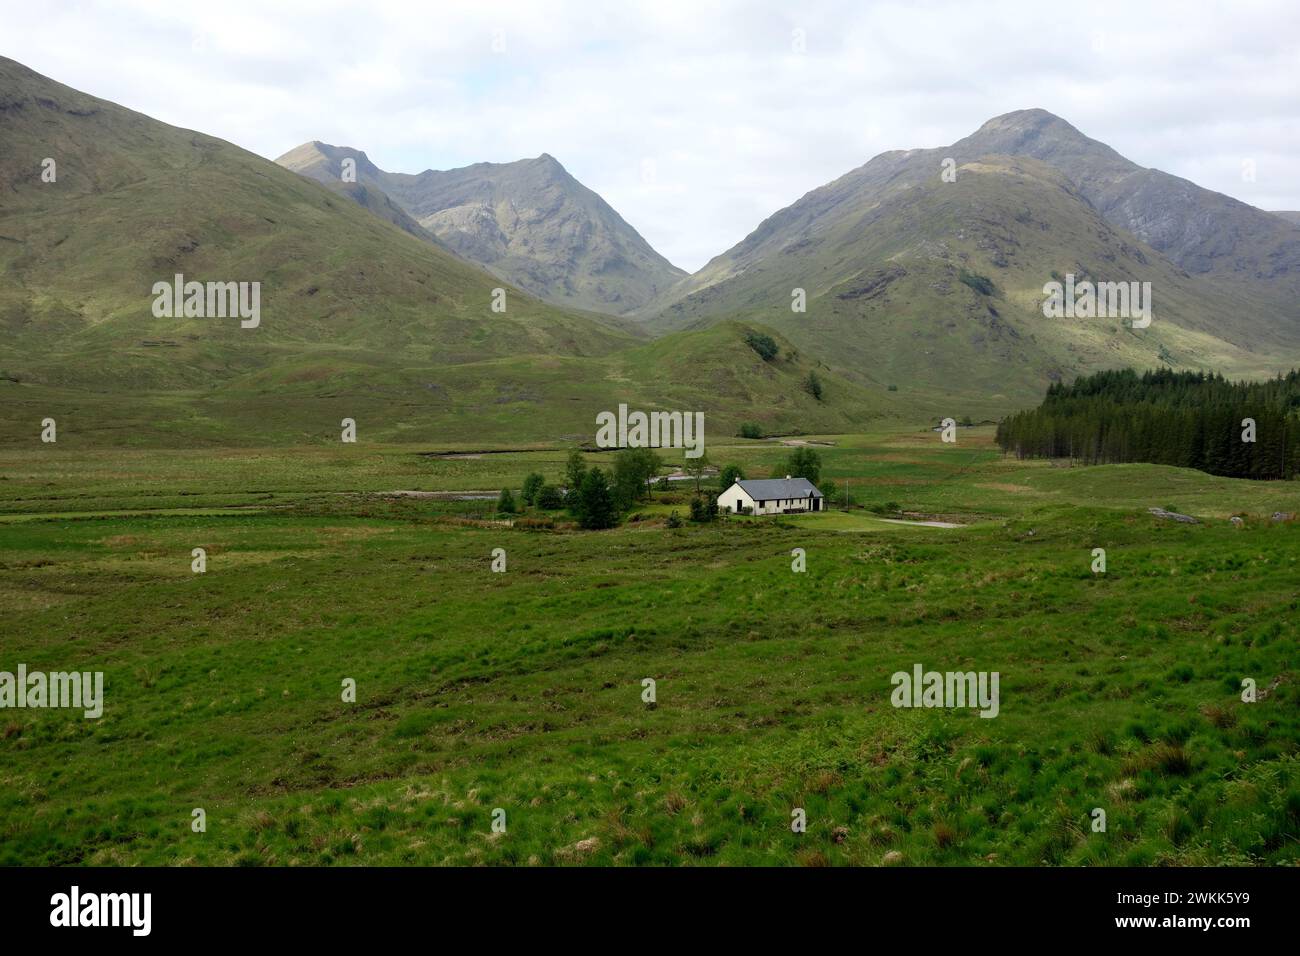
332 180 447 246
1274 211 1300 226
639 110 1300 410
277 141 685 316
0 57 634 371
948 111 1300 297
0 57 885 446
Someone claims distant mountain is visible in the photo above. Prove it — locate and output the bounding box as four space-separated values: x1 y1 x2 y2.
639 110 1300 409
1273 211 1300 226
277 141 685 316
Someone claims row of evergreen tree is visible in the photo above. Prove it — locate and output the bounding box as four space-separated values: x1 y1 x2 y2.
995 368 1300 480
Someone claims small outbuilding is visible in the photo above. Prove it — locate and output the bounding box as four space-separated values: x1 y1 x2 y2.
717 476 824 515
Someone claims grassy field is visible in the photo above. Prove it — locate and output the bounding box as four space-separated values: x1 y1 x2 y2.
1 427 1297 866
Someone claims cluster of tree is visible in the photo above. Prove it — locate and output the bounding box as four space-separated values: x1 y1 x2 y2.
505 447 664 530
520 472 564 509
721 448 836 497
561 447 638 529
773 446 840 501
996 368 1300 480
689 496 720 522
680 459 735 523
499 471 565 514
611 447 662 508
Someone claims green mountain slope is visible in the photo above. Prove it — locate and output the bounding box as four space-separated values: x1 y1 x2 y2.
0 58 638 387
0 58 886 446
277 141 686 316
323 321 892 446
640 113 1300 409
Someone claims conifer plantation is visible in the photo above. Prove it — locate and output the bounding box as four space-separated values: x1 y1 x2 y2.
996 369 1300 480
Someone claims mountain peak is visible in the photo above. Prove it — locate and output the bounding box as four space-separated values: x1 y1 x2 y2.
968 108 1087 144
276 140 381 180
952 108 1136 187
980 107 1065 126
525 152 570 181
276 140 683 314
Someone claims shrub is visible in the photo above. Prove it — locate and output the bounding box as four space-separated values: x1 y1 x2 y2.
958 270 997 296
496 488 518 514
688 497 717 522
536 484 565 509
739 423 764 439
744 331 779 361
803 371 823 401
665 511 682 528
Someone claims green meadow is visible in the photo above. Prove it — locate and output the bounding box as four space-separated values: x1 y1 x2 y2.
0 427 1296 865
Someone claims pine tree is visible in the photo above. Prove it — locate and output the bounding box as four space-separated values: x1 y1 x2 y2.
576 468 618 530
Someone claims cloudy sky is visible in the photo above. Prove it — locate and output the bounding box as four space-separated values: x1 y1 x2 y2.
6 0 1298 271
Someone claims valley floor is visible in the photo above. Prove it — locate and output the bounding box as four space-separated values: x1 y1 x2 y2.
0 428 1296 865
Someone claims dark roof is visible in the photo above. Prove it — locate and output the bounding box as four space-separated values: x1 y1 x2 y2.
733 478 822 499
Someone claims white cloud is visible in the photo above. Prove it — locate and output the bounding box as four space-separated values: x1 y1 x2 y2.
4 0 1298 270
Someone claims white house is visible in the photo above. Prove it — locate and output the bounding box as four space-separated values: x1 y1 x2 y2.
718 476 824 515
